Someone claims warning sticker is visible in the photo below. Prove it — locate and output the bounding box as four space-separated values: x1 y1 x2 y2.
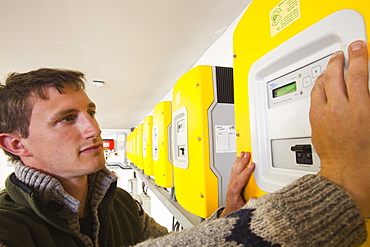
215 125 236 153
270 0 301 37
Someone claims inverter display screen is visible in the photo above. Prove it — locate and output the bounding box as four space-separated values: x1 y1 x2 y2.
272 81 297 98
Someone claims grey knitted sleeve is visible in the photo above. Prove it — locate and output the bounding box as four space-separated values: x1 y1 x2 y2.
136 174 367 247
246 174 367 246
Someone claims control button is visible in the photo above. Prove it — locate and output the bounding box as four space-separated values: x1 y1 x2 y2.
311 65 322 78
303 76 312 88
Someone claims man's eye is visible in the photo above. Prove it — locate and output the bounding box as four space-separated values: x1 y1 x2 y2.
88 111 96 117
60 115 76 122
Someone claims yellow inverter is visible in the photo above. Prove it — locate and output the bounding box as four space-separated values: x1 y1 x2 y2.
143 115 154 175
136 123 144 170
172 65 236 218
234 0 369 197
126 132 132 163
233 2 370 240
152 101 174 188
129 128 138 166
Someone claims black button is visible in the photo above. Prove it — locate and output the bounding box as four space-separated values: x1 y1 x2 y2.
49 201 63 212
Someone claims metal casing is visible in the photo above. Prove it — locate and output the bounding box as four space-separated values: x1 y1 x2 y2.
233 0 370 205
136 123 144 169
143 115 154 175
126 132 133 162
129 129 138 165
152 101 174 188
172 65 235 218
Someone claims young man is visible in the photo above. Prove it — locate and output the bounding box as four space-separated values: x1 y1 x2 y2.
0 67 254 246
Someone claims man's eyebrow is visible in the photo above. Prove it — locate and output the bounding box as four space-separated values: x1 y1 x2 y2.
49 109 78 122
49 102 96 123
88 102 96 109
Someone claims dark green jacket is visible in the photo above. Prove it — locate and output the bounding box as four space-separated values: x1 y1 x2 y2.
0 171 166 247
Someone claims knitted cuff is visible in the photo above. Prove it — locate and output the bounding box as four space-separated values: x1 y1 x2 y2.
206 207 225 221
246 174 367 247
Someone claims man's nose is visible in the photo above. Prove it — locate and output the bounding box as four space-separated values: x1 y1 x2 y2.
79 113 101 139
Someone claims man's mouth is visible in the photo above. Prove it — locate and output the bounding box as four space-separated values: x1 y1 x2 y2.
80 144 103 153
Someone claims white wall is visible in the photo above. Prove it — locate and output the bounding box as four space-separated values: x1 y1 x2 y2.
192 12 242 68
158 7 247 104
0 151 16 190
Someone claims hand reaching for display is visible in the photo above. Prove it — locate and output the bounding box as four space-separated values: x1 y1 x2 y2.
219 151 255 217
310 40 370 217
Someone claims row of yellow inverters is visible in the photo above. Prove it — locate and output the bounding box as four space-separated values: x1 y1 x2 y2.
128 0 370 242
126 101 173 188
127 66 236 218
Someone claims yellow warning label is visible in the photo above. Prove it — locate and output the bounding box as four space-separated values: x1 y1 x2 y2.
270 0 301 37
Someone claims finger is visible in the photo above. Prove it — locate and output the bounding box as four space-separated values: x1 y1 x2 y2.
229 152 246 182
229 152 253 187
233 152 251 172
241 162 255 185
233 151 245 164
310 71 327 108
235 162 255 189
322 51 347 103
346 41 369 103
310 72 327 129
237 151 246 162
243 151 251 161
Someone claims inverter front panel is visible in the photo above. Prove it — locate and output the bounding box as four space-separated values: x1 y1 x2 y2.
233 3 370 234
143 115 154 175
152 101 174 188
136 123 144 170
172 65 236 218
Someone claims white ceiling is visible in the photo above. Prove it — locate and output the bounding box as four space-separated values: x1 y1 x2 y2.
0 0 252 129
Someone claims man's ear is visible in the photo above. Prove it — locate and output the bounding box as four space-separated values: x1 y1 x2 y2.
0 133 31 157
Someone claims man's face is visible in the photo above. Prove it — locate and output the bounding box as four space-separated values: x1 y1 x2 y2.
19 84 105 179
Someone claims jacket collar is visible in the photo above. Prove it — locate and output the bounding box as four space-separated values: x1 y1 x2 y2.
8 161 118 245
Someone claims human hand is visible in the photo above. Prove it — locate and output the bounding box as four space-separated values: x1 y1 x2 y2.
219 151 255 217
310 40 370 217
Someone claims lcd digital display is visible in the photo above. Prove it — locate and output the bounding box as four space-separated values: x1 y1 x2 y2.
273 81 297 98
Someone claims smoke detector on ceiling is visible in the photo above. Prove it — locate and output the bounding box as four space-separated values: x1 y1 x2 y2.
92 80 105 87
